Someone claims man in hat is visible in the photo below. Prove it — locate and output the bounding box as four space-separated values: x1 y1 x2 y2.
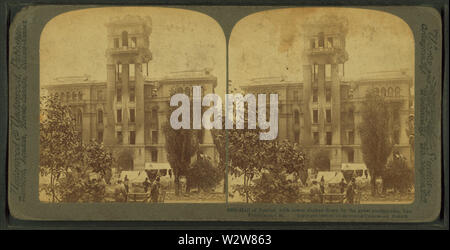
346 177 356 204
150 177 161 203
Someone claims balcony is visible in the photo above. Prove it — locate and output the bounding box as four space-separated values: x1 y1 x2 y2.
107 46 139 55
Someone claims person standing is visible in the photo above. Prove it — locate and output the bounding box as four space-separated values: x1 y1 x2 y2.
320 176 325 194
150 177 161 203
124 175 129 194
340 178 346 193
346 177 356 204
143 177 151 193
114 180 128 202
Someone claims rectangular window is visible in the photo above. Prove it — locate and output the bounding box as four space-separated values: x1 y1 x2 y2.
151 150 158 162
152 131 158 144
348 131 355 145
142 63 148 77
312 88 318 102
313 110 319 123
117 87 122 102
129 109 135 123
129 131 136 145
310 39 315 49
294 131 300 144
97 131 103 143
313 64 319 82
318 34 324 48
117 64 122 82
129 87 135 102
131 37 137 48
129 64 135 81
114 38 119 48
348 150 355 163
326 132 332 145
326 109 331 123
327 37 333 48
326 87 332 102
313 132 319 145
117 109 122 123
117 131 123 144
325 64 331 80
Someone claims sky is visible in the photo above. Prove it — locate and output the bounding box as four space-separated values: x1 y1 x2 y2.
40 7 227 95
229 8 415 87
40 7 414 95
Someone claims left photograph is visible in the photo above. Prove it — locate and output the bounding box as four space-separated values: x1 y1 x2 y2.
39 7 226 203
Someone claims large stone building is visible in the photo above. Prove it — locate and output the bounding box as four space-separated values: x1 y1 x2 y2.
41 16 218 171
240 17 414 171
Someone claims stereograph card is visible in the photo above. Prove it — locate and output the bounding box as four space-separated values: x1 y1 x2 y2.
7 5 444 223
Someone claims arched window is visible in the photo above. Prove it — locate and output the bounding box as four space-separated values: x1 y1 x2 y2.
294 110 300 125
122 31 128 47
72 92 77 100
381 88 386 97
78 91 82 101
66 92 70 100
388 87 393 97
395 87 401 97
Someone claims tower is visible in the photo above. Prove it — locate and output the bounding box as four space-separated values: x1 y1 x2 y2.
302 15 348 170
104 16 152 170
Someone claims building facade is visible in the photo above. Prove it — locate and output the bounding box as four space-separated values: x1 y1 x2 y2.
41 16 218 171
241 18 414 171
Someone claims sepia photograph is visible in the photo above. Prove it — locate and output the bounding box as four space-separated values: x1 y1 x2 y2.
7 3 443 224
227 8 415 204
39 7 226 203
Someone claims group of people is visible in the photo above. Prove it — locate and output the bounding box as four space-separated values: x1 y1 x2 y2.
113 175 162 203
309 177 358 204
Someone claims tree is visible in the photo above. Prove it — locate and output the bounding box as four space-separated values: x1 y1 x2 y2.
211 127 227 193
211 97 306 203
382 152 414 194
227 127 306 203
186 155 222 192
359 91 401 196
245 140 306 203
40 94 113 202
163 87 199 196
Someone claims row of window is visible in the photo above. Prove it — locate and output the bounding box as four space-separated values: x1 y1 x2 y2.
293 109 335 124
310 34 341 49
312 87 332 103
116 108 136 123
114 31 138 48
292 130 356 145
116 86 136 102
116 130 136 145
115 63 136 82
312 64 344 82
375 87 401 97
55 91 83 102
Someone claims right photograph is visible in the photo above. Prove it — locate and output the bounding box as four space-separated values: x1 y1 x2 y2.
227 8 415 204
